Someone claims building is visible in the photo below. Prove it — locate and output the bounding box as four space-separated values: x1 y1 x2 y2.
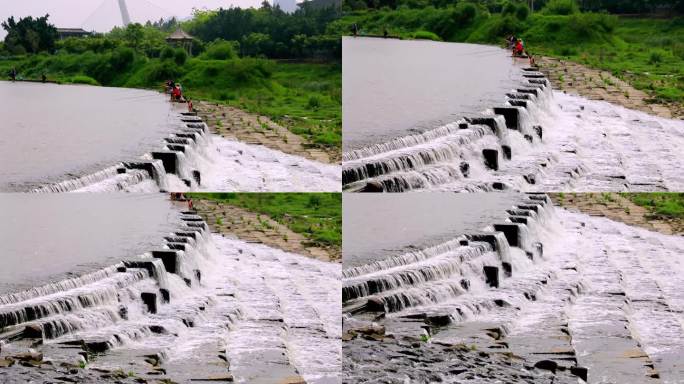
56 28 92 40
166 27 194 55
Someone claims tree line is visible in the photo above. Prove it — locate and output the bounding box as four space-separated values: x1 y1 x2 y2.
1 0 342 60
343 0 684 13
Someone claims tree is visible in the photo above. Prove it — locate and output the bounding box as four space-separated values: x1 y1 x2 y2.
123 23 144 50
1 14 58 54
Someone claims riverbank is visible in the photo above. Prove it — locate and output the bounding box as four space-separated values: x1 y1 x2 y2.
549 192 684 235
0 57 341 152
332 10 683 119
186 193 341 262
195 100 338 164
537 56 679 118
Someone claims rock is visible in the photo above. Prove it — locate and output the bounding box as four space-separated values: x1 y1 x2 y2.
23 324 43 339
13 351 43 362
459 162 470 178
570 366 588 381
84 340 110 354
482 149 499 171
281 376 305 384
0 358 15 367
493 224 520 247
534 359 558 373
426 315 451 327
501 145 512 160
365 297 386 313
141 292 158 314
361 181 384 193
483 266 499 288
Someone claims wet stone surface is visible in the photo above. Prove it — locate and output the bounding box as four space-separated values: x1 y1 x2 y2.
343 335 579 384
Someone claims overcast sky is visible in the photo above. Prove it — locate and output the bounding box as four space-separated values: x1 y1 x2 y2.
0 0 264 38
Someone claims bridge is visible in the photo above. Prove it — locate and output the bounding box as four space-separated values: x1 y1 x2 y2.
81 0 175 31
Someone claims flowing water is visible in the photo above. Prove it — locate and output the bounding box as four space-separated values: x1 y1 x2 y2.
343 193 684 383
342 39 684 192
1 81 341 193
0 198 341 383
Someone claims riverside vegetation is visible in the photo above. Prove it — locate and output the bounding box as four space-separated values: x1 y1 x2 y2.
186 192 342 250
333 0 684 109
0 1 342 148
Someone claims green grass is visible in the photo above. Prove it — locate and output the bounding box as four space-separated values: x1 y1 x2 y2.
186 193 342 248
622 193 684 218
0 53 341 148
334 9 684 105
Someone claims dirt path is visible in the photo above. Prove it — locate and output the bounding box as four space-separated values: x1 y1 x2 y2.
190 199 341 262
549 192 683 235
537 56 682 119
194 100 340 164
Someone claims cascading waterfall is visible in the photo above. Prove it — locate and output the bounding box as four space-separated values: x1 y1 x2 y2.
342 194 549 317
27 114 207 193
1 210 341 384
344 66 684 192
342 70 549 192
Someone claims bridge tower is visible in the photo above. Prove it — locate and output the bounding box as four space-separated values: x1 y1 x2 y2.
118 0 131 26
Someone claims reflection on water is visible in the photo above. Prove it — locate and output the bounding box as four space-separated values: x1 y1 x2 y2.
343 193 518 267
0 193 178 294
342 37 523 152
0 81 177 191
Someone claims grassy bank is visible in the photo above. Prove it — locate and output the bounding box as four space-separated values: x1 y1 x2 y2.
333 7 683 106
623 193 684 218
186 193 342 248
0 53 340 148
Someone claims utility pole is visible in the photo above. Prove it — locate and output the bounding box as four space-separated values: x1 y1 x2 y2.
118 0 131 26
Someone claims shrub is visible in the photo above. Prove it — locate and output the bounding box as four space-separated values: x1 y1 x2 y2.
412 30 441 41
649 50 664 64
502 2 517 16
542 0 579 15
69 75 100 86
568 13 618 40
516 4 530 20
202 40 238 60
160 46 175 61
457 3 477 22
110 46 135 71
174 49 187 66
145 61 181 83
308 96 320 109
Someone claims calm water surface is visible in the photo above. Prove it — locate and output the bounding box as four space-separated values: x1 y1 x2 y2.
342 37 524 152
0 81 178 191
0 193 180 294
342 193 520 267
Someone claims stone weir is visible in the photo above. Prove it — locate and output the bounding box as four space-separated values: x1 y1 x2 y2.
31 112 209 193
342 68 554 192
0 213 240 381
342 193 596 383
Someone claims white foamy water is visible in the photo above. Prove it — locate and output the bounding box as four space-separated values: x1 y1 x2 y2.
192 136 341 192
66 133 341 193
344 194 684 383
0 212 341 384
343 69 684 192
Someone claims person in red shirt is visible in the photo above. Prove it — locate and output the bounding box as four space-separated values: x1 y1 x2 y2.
514 40 524 56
